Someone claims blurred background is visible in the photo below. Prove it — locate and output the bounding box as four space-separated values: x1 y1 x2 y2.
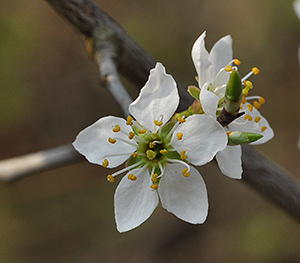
1 0 300 262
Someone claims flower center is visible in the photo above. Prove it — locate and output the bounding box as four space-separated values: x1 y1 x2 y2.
104 116 191 190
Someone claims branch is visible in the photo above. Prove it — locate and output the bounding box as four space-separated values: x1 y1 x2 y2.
0 144 84 184
0 0 299 221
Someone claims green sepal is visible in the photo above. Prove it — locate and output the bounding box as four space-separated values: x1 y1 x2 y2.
227 131 263 145
224 70 243 114
126 154 144 167
187 85 201 100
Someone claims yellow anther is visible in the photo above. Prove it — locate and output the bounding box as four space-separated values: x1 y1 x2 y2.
151 177 157 183
225 65 232 72
154 120 163 126
159 149 167 154
234 59 241 65
252 67 260 75
242 96 247 104
247 104 253 112
177 133 183 140
177 116 186 123
128 174 137 181
132 152 139 158
182 168 190 177
261 126 267 132
149 141 156 148
128 131 135 140
258 97 265 104
112 125 121 132
253 101 261 109
126 116 133 125
254 116 261 123
151 174 158 183
108 138 117 144
180 150 188 160
138 129 146 134
107 174 114 183
102 159 109 168
150 183 159 190
244 114 253 121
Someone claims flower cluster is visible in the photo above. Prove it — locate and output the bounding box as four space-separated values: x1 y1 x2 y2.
73 32 273 232
191 31 274 178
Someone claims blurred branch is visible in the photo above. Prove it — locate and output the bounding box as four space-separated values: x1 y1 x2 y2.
0 0 299 221
0 145 84 184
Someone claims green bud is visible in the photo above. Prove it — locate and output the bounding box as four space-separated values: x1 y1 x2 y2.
187 85 200 100
224 70 243 114
227 131 263 145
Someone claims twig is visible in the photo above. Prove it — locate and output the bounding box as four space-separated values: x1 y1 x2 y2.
0 144 84 184
0 0 299 221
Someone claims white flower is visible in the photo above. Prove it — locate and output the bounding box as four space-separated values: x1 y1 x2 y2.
192 32 274 179
73 62 228 232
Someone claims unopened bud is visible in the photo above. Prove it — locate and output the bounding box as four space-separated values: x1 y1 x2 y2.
224 70 243 114
227 131 263 145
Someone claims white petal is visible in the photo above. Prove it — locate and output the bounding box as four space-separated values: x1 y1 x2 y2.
209 35 233 78
73 116 136 167
215 145 242 179
191 31 213 87
200 82 219 117
114 168 159 232
294 0 300 20
229 105 274 145
158 164 208 224
172 115 228 166
129 62 179 131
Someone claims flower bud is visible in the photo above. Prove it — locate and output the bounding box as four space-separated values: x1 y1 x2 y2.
227 131 263 145
224 70 243 114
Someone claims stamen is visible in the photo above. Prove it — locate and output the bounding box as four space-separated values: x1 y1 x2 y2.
109 161 143 179
225 65 232 72
149 142 156 148
247 104 253 112
242 96 247 104
157 162 165 178
159 149 167 154
253 101 261 109
154 120 163 126
258 97 265 104
180 150 188 160
107 174 114 183
177 133 183 140
167 158 191 172
150 183 159 190
108 138 117 144
112 125 121 132
244 114 253 121
151 173 158 183
252 67 260 75
102 159 109 168
132 152 139 158
234 59 241 65
128 174 137 181
138 129 147 134
182 168 191 177
254 116 261 123
261 126 267 132
177 116 186 123
128 131 135 140
126 116 133 125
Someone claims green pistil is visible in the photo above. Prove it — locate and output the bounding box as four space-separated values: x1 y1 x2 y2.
146 150 156 160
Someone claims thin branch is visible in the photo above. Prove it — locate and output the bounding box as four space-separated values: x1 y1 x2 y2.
0 144 84 184
0 0 299 222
